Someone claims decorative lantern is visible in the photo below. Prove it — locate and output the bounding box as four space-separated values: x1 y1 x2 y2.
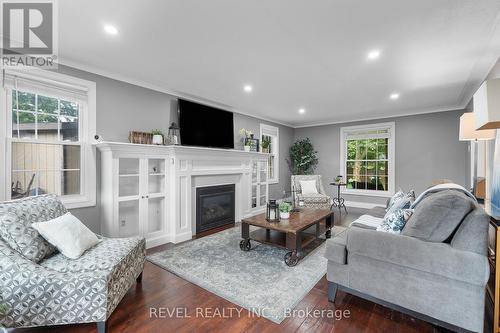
266 199 280 222
168 122 181 145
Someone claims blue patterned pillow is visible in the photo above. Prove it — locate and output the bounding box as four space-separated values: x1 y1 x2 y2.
387 190 415 212
386 190 405 211
377 209 414 234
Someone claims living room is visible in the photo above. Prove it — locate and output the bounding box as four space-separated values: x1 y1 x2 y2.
1 1 500 333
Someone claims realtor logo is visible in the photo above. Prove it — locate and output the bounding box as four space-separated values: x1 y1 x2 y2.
1 0 58 68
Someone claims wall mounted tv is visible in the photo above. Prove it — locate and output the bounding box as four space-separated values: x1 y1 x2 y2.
179 99 234 149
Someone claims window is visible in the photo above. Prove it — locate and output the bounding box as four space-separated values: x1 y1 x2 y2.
340 122 395 196
260 124 279 184
1 69 96 208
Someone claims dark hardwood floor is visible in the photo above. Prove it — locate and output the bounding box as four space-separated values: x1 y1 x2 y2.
10 208 452 333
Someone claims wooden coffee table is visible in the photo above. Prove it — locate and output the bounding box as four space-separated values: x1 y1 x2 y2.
240 208 333 266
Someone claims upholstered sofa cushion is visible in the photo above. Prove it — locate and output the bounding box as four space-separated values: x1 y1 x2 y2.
0 195 67 262
451 207 489 255
40 236 144 274
299 193 330 203
402 190 474 242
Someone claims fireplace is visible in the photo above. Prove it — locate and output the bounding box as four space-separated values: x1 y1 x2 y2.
196 184 235 233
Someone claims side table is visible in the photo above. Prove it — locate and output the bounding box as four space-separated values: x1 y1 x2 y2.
329 182 347 214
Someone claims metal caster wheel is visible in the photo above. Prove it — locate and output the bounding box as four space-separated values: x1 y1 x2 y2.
284 251 299 267
240 239 251 251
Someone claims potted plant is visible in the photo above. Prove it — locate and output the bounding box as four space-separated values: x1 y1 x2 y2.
151 129 164 145
238 128 253 151
279 201 292 219
261 136 271 153
286 138 319 174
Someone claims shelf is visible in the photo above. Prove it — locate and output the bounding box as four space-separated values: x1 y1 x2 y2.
119 174 140 177
149 173 165 176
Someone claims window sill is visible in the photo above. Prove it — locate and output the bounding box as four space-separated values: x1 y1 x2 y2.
61 194 96 210
342 189 393 198
268 179 279 185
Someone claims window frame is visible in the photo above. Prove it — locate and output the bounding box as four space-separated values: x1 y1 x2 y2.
0 68 96 209
260 123 279 184
339 122 395 197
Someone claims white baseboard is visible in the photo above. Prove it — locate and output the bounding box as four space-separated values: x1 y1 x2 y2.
344 201 381 209
171 231 193 244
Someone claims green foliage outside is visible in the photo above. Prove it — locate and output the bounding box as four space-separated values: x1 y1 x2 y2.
287 138 318 175
12 90 78 124
346 138 388 191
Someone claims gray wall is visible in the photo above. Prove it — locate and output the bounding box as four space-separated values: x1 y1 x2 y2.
233 113 294 199
51 65 293 231
294 110 469 205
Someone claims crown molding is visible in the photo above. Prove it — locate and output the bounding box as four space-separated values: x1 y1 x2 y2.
56 59 295 129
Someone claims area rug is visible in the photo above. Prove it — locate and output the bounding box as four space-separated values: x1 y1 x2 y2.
147 225 329 323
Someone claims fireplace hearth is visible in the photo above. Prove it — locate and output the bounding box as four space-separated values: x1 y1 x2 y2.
196 184 235 234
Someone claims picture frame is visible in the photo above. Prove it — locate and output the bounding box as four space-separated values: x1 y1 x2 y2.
245 138 259 152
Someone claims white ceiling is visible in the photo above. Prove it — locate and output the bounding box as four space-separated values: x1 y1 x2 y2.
58 0 500 127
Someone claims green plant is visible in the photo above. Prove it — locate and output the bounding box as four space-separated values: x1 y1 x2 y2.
261 136 271 150
279 201 291 213
287 138 318 175
151 129 163 136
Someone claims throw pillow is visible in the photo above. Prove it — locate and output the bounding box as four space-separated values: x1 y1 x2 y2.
386 189 416 211
401 190 474 242
385 195 413 218
377 209 414 234
32 213 100 259
386 190 405 211
300 180 318 194
0 212 56 262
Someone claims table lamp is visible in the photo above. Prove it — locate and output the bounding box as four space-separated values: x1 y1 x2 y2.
459 112 496 196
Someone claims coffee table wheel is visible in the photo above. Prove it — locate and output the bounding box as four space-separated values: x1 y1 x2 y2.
284 251 299 267
240 239 251 251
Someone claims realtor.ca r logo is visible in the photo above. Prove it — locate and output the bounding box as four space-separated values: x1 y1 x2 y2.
1 0 58 68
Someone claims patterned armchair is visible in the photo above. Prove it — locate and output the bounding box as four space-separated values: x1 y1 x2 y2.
0 195 145 333
291 175 332 209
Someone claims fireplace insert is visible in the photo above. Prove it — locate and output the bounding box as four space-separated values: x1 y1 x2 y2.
196 184 235 233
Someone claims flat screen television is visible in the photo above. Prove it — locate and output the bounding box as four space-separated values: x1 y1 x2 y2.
179 99 234 149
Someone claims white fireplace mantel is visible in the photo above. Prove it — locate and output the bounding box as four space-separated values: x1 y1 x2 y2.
96 142 269 247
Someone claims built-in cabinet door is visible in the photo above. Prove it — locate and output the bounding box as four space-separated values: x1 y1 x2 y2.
142 158 167 238
250 160 269 211
117 157 167 238
118 158 141 237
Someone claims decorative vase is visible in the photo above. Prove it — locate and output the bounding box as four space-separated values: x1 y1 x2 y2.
152 135 163 145
280 211 290 219
244 145 251 152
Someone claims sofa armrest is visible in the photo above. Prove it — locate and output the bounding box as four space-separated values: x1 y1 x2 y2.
324 229 348 264
346 227 489 286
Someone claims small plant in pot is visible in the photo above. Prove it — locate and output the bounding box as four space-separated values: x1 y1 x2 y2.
279 201 292 219
238 128 253 151
261 136 271 153
151 129 164 145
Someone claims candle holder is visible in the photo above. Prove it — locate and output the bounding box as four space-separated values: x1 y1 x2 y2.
266 199 280 222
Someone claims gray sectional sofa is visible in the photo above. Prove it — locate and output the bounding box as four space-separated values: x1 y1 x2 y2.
325 188 490 332
0 195 146 333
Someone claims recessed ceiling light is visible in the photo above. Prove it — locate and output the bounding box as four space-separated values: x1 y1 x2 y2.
390 93 400 100
367 49 381 60
298 108 306 114
243 85 253 93
104 24 118 35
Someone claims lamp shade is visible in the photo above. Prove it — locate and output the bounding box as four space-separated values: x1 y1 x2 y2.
473 78 500 130
459 113 496 141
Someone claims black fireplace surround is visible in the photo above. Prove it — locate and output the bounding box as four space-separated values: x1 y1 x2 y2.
196 184 235 233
